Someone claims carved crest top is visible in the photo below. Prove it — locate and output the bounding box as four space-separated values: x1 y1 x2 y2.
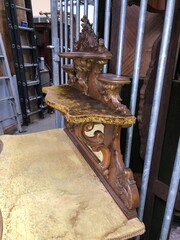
74 16 108 53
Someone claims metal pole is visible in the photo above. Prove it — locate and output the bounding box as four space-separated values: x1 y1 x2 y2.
103 0 111 73
160 138 180 240
124 0 148 167
76 0 80 41
50 0 61 128
116 0 127 76
93 0 99 35
59 0 64 84
59 0 65 128
70 0 74 52
64 0 68 83
137 0 176 223
84 0 88 17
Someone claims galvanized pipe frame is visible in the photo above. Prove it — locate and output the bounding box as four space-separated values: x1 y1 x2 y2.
70 0 74 62
50 0 61 128
124 0 148 167
84 0 88 16
59 0 64 85
160 137 180 240
93 0 99 35
116 0 127 76
137 0 177 224
103 0 111 74
76 0 80 41
64 0 69 83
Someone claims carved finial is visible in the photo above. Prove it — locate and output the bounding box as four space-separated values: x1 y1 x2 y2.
74 16 99 52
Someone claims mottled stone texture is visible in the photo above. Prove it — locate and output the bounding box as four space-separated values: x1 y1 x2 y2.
0 129 144 239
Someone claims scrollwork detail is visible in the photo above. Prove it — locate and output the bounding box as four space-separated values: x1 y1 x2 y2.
74 123 111 177
110 126 139 210
115 167 139 209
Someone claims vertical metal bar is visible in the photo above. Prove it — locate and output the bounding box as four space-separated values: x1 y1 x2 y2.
103 0 111 73
93 0 99 35
64 0 68 83
116 0 127 76
70 0 74 52
84 0 88 17
59 0 65 128
160 138 180 240
50 0 61 128
137 0 176 224
76 0 80 41
124 0 148 167
59 0 64 84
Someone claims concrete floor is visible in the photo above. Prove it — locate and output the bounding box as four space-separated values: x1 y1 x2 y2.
18 112 56 134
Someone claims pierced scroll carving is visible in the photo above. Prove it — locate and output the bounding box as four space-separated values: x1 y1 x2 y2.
69 122 139 210
109 125 139 209
74 123 111 178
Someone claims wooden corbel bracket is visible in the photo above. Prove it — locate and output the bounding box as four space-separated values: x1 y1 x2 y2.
73 122 139 210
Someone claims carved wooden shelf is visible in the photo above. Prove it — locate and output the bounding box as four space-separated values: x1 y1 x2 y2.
43 16 140 220
59 51 112 60
98 73 131 84
43 85 135 126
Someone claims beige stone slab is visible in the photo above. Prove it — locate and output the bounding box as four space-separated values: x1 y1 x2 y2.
43 85 136 125
0 129 145 240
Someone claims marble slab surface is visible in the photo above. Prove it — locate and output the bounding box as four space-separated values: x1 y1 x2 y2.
0 129 144 239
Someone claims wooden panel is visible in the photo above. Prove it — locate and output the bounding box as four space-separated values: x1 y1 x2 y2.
128 0 166 11
152 180 180 211
110 3 164 78
147 0 166 11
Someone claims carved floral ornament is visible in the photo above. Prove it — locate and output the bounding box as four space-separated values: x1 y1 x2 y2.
60 16 131 115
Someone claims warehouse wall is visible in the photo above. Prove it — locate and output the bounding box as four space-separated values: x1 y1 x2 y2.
31 0 50 16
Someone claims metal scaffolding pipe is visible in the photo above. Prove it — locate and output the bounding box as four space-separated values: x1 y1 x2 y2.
64 0 68 83
137 0 176 223
84 0 88 17
59 0 64 84
70 0 74 52
124 0 148 167
76 0 80 41
50 0 61 128
50 0 59 85
116 0 127 76
103 0 111 73
160 137 180 240
70 0 74 65
93 0 99 35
